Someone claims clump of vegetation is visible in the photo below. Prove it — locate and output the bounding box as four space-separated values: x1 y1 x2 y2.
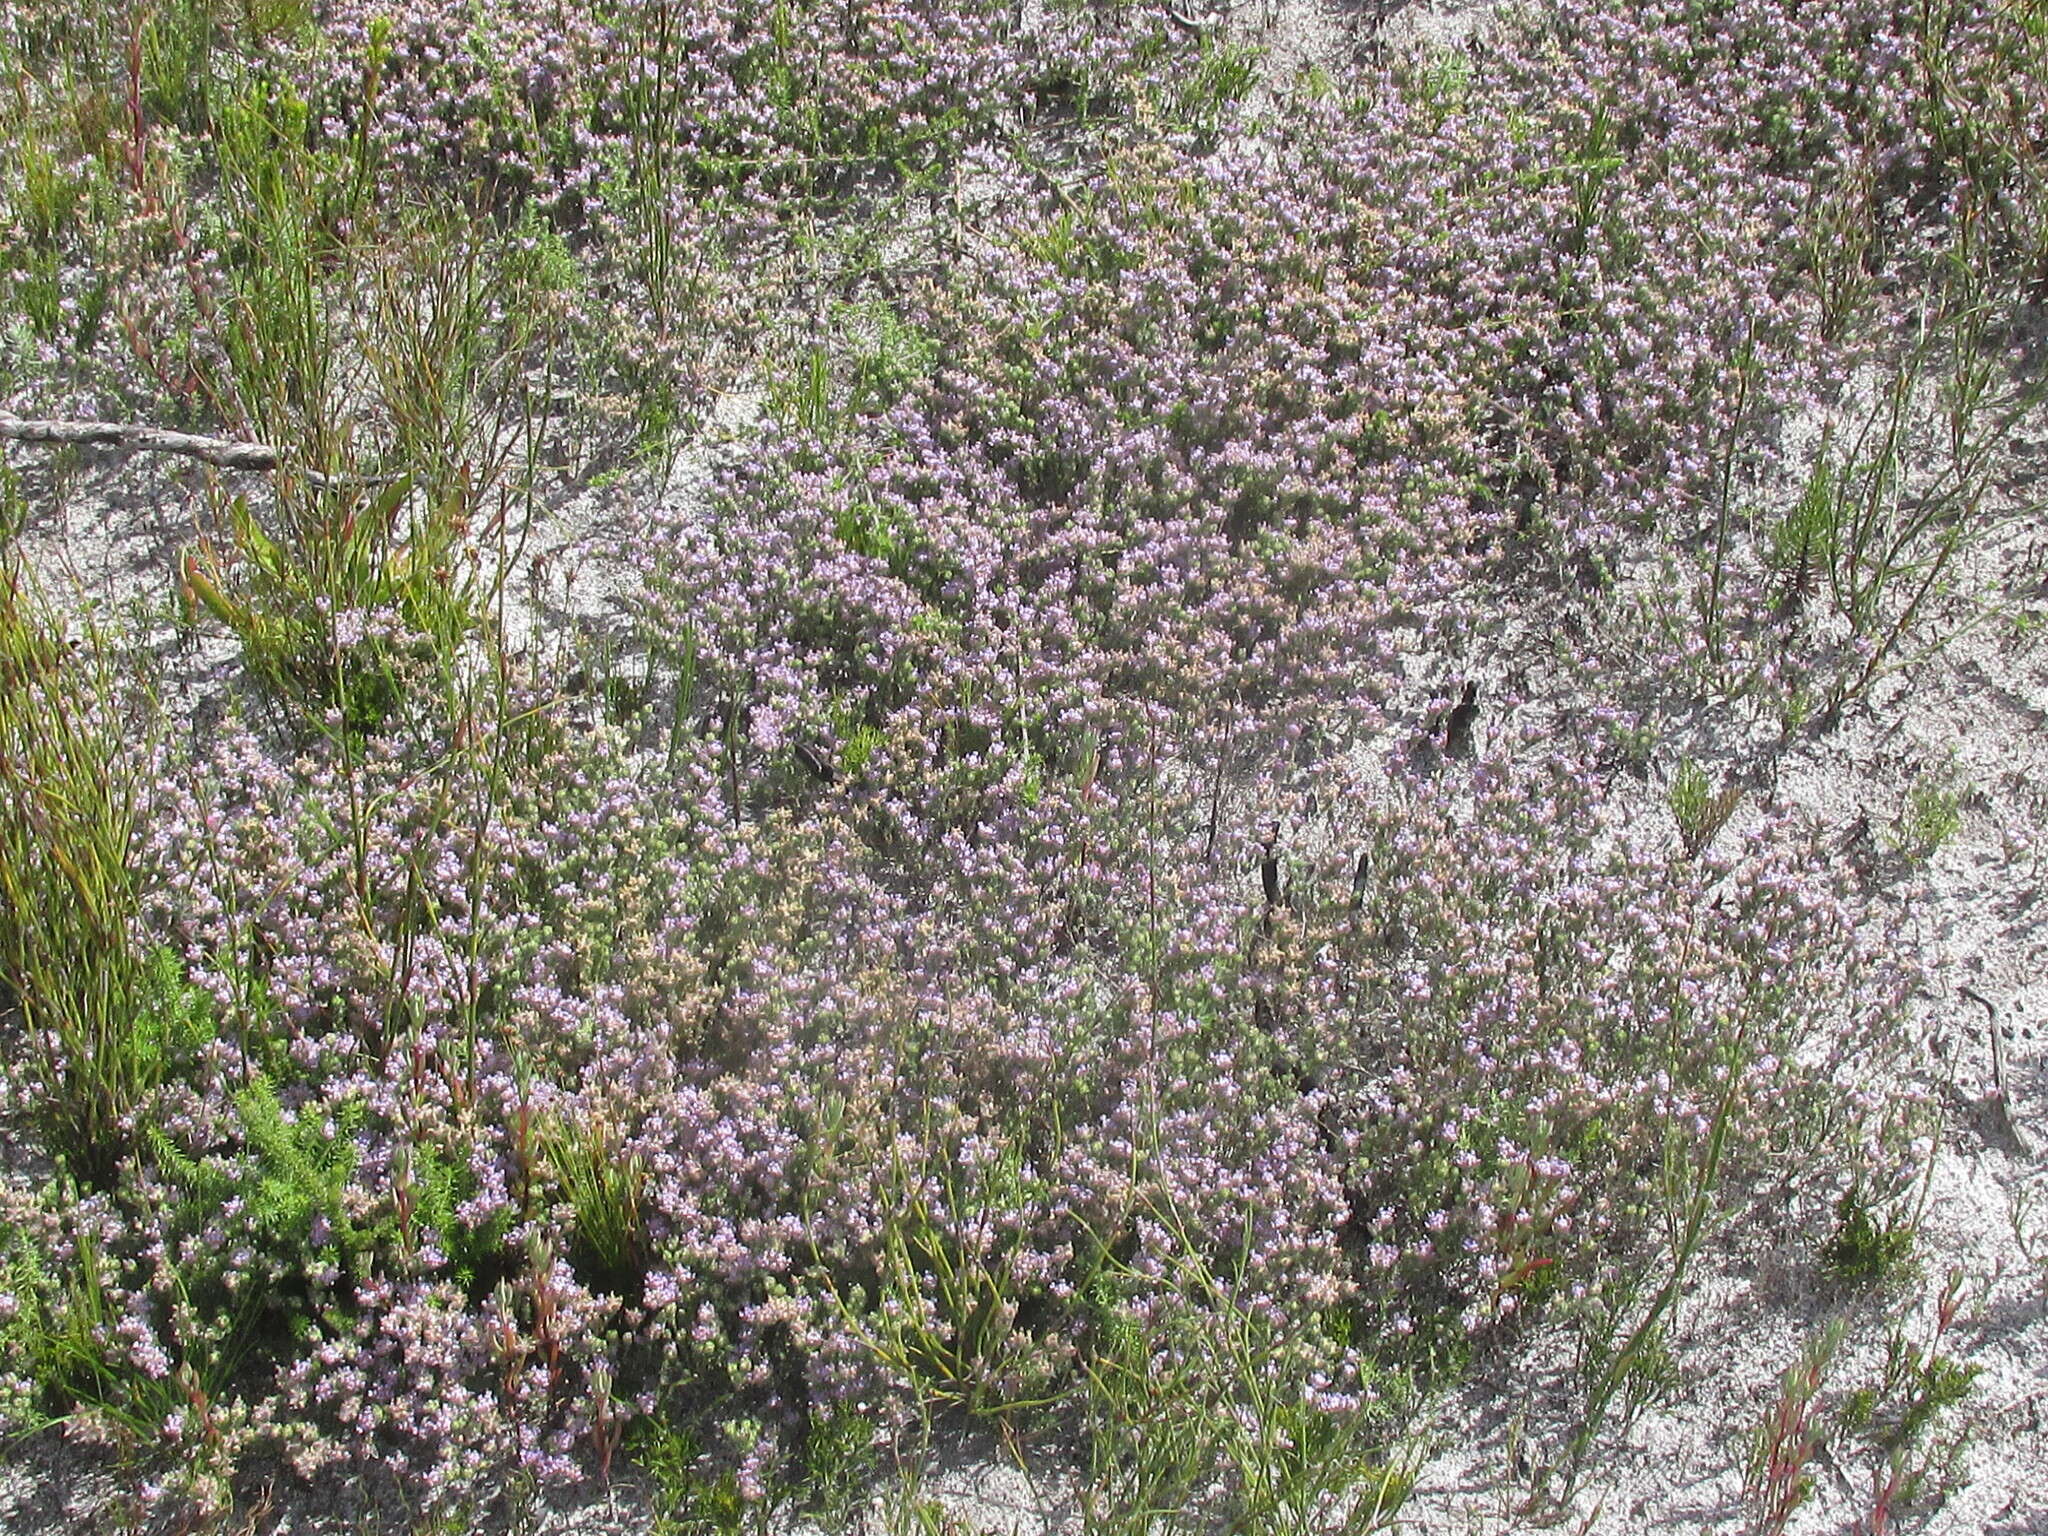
1668 756 1742 858
1745 1319 1845 1536
1837 1270 1983 1530
0 0 2038 1525
0 565 163 1191
1890 763 1965 865
1823 1186 1918 1288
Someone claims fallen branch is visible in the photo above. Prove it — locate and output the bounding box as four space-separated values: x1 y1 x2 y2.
1963 985 2033 1158
0 413 393 488
2 412 284 470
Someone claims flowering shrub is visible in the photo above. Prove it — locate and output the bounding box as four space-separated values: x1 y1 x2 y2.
1297 745 1912 1356
0 0 2033 1524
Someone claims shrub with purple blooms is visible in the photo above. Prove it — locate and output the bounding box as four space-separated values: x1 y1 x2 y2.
0 0 2036 1525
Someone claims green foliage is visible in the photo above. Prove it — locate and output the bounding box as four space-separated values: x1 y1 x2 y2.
1569 1281 1680 1472
183 178 565 728
1822 1185 1916 1288
827 695 885 777
0 1224 57 1429
1695 294 2034 717
1800 159 1877 342
0 1194 258 1474
1563 99 1625 257
775 344 837 437
834 487 913 566
795 1409 880 1524
831 299 939 420
0 99 111 347
147 1077 360 1257
1745 1318 1843 1536
12 130 96 251
130 944 217 1075
1166 37 1262 137
0 464 22 549
630 1419 760 1536
32 1225 218 1434
1833 1275 1981 1523
1890 765 1963 863
184 480 455 734
392 1131 482 1274
1766 447 1838 608
162 67 573 726
0 571 164 1189
1405 45 1476 127
0 949 285 1444
543 1108 647 1291
146 1070 501 1300
234 1081 360 1249
1839 1347 1978 1453
140 0 247 135
1668 757 1741 858
821 1120 1065 1419
1077 1206 1414 1536
1564 1029 1752 1490
1077 1264 1228 1536
212 74 358 466
1805 337 2008 709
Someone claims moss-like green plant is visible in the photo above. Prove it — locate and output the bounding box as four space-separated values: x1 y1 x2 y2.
630 1419 759 1536
1891 768 1964 864
1767 446 1838 613
144 1074 365 1289
1822 1185 1916 1288
1668 757 1741 859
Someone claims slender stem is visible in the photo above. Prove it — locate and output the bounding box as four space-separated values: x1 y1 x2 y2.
1705 344 1753 675
1568 1029 1747 1490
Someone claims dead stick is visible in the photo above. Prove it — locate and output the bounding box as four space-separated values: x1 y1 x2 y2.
1963 985 2032 1157
2 413 283 469
1202 696 1234 865
0 414 393 488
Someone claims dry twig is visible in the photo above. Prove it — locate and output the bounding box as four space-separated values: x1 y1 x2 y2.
1963 985 2033 1157
0 414 390 488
